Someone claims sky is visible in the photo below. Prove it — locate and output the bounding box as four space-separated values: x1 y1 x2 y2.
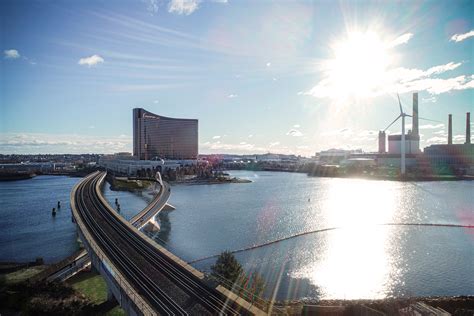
1 0 473 156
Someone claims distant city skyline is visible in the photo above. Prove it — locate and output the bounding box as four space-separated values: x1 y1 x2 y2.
1 0 473 156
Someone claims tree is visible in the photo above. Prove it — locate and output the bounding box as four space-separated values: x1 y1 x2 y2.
210 251 266 300
211 251 243 285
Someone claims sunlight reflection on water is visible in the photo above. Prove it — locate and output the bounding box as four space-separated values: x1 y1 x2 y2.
293 179 401 299
104 171 473 300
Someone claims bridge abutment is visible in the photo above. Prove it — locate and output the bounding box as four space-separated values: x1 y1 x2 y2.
76 226 149 316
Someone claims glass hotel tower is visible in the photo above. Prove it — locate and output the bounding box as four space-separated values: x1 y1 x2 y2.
133 108 198 160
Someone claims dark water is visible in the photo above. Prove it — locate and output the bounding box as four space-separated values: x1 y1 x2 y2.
117 171 473 300
1 172 473 300
0 176 80 263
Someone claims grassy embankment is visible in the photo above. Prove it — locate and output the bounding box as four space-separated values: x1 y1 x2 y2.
0 265 125 315
68 270 125 316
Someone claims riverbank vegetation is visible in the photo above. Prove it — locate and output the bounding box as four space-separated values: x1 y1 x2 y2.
0 266 124 315
210 251 265 304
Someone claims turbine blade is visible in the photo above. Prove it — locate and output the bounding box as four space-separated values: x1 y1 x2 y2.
418 116 441 123
397 93 404 114
384 115 402 131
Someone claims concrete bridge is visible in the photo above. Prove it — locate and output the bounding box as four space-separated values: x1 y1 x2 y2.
70 171 265 315
43 173 171 282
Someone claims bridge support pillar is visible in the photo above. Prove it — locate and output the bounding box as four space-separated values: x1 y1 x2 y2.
106 285 116 303
75 228 142 316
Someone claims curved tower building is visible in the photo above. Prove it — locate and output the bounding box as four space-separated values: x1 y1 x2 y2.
133 108 198 160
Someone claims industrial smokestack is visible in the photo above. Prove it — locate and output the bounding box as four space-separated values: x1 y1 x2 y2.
378 131 386 153
448 114 453 145
412 92 419 137
466 112 471 144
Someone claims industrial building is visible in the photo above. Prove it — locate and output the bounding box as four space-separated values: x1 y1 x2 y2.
387 133 420 155
133 108 198 160
375 94 473 173
424 112 473 171
376 92 422 169
316 93 473 175
379 92 421 155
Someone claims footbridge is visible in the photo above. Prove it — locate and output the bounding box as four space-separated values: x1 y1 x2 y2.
71 171 264 315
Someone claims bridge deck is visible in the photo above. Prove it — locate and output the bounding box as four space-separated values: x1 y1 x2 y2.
73 172 259 315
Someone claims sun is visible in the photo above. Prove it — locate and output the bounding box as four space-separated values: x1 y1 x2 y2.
323 31 393 99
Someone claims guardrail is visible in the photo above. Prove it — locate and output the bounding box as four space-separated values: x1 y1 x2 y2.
71 172 156 315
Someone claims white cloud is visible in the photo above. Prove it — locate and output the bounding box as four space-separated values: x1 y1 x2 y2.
201 140 264 154
425 62 462 75
419 123 444 130
212 135 221 139
4 49 20 59
153 100 159 103
268 142 280 148
286 129 303 137
322 128 353 137
433 130 446 135
266 62 271 67
248 134 253 138
168 0 201 15
422 96 437 103
307 60 472 99
228 94 238 98
404 75 473 95
0 133 131 154
426 136 446 145
144 0 160 14
293 124 300 128
388 33 413 47
78 54 104 67
450 30 474 42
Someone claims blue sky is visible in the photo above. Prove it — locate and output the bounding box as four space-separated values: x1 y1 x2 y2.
1 0 473 155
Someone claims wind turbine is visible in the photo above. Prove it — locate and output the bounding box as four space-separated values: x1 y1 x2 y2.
384 94 440 176
384 94 411 175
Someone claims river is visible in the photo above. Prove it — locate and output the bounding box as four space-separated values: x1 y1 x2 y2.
1 172 473 300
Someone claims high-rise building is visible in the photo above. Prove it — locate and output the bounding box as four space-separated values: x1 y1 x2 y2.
133 108 198 160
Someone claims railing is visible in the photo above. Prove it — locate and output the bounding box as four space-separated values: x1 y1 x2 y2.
130 181 170 228
71 172 156 316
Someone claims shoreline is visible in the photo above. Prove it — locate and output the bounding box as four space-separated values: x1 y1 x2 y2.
172 176 251 185
307 172 474 182
227 168 474 182
277 296 474 315
1 263 471 314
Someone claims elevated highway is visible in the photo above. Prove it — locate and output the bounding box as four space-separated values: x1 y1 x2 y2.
71 171 264 315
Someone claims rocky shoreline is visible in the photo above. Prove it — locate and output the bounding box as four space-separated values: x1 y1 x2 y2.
276 296 474 315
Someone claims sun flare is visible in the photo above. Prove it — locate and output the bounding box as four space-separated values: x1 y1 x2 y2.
323 31 393 99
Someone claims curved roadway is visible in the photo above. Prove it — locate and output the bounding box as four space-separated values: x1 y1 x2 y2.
74 171 246 315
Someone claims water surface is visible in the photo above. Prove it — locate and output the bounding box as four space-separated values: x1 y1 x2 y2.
0 176 80 263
